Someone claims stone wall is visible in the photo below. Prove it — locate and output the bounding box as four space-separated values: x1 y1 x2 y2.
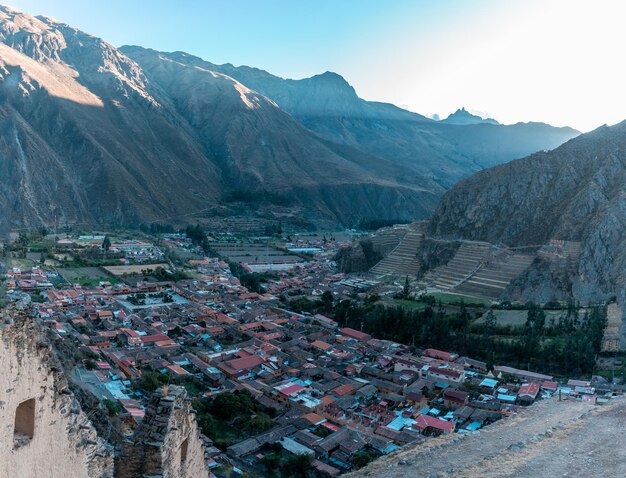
115 385 210 478
0 315 114 478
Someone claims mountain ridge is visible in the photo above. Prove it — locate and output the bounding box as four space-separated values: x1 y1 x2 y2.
429 120 626 301
0 4 581 231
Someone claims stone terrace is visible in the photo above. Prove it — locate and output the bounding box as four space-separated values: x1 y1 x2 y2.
370 225 425 277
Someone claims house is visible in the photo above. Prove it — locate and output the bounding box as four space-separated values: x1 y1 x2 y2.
413 415 455 435
216 354 266 380
443 389 469 409
423 348 458 362
339 327 371 342
494 365 552 382
425 366 465 384
541 381 559 393
518 382 540 403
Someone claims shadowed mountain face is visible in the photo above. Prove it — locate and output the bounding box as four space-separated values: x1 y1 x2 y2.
0 5 578 231
429 122 626 300
141 49 579 189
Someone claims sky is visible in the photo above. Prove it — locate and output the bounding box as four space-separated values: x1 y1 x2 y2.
6 0 626 132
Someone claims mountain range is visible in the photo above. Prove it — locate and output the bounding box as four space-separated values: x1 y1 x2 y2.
0 5 579 231
430 121 626 301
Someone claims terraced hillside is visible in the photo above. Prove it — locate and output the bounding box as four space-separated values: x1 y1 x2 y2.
369 227 405 257
418 242 534 300
454 251 535 299
418 242 493 290
537 240 583 270
369 225 425 277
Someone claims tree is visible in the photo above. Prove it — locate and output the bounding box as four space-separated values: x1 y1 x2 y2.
85 359 97 370
281 454 313 477
321 290 334 310
102 236 111 252
484 309 497 334
402 276 411 299
103 399 122 416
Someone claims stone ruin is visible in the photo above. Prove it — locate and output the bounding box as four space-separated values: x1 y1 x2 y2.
115 385 212 478
0 315 211 478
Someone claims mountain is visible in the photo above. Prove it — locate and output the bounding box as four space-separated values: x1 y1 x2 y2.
441 107 499 125
0 5 579 232
0 5 440 231
429 121 626 301
137 50 580 188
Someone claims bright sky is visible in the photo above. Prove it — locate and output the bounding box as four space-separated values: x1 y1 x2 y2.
6 0 626 131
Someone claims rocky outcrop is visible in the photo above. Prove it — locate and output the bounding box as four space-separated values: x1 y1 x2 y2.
429 121 626 302
0 314 114 478
0 313 213 478
115 386 211 478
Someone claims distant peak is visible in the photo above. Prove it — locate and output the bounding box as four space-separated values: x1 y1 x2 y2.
442 107 499 125
309 71 349 84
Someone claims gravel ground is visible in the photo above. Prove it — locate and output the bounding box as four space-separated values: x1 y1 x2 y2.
352 396 626 478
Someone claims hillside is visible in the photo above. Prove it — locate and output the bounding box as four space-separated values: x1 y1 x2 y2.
429 121 626 301
353 397 626 478
0 4 578 232
0 5 441 231
129 49 580 189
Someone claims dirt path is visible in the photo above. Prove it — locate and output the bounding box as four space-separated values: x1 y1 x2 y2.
352 396 625 478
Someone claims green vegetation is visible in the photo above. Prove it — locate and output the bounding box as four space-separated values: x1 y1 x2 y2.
352 449 382 469
228 261 278 294
185 224 215 255
139 223 176 234
287 290 335 315
142 266 189 282
103 399 123 416
192 390 277 449
422 292 491 307
136 370 170 393
58 267 117 286
333 299 607 377
389 299 427 311
261 451 314 478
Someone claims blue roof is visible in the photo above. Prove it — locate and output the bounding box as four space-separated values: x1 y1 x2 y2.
480 378 498 388
386 416 406 431
465 421 482 431
497 393 517 402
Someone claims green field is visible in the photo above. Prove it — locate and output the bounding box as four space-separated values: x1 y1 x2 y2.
475 309 588 327
8 258 35 270
389 299 428 310
425 292 491 306
58 267 117 286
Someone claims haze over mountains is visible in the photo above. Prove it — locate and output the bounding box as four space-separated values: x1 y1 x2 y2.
0 5 579 231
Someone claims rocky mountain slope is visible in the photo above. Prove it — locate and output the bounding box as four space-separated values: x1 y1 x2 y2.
0 5 578 231
0 5 440 231
140 49 579 188
429 121 626 301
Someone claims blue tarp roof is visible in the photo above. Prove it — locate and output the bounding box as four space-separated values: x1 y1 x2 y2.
465 421 482 431
480 378 498 388
497 393 517 402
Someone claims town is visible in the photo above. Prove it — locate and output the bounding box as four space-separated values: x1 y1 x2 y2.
1 226 621 477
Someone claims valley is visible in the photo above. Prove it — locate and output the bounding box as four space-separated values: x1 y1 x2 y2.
0 2 624 478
